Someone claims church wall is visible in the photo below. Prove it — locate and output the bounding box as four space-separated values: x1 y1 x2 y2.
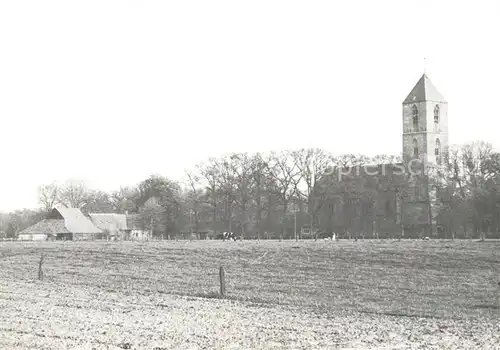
425 101 449 164
402 101 429 164
402 100 449 166
402 101 427 133
425 101 448 133
317 162 439 238
318 165 406 238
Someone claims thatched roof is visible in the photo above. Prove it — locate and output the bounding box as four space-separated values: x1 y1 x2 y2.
46 207 102 234
18 219 70 235
88 213 127 232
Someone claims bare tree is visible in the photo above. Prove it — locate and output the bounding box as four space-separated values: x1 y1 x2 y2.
429 146 471 239
230 153 254 239
268 151 302 240
216 155 238 234
250 153 270 240
184 169 204 234
197 158 221 237
448 142 500 240
293 148 331 240
37 182 60 212
58 179 88 208
336 154 371 170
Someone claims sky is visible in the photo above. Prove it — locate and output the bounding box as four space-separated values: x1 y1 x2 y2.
0 0 499 212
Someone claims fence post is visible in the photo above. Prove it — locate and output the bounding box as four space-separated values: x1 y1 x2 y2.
219 266 226 297
38 254 44 281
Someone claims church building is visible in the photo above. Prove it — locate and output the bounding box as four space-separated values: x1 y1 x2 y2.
317 73 448 238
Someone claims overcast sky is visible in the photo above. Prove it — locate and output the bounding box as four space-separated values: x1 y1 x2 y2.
0 0 498 211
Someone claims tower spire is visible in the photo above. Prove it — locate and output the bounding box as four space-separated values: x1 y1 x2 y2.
423 57 427 75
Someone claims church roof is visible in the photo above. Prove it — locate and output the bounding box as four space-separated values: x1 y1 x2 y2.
403 73 445 103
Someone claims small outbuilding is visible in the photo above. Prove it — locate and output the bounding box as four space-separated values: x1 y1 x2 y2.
124 214 152 241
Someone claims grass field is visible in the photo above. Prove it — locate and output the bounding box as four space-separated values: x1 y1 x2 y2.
0 240 499 349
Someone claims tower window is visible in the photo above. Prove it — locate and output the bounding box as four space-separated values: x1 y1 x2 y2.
435 138 441 164
412 105 419 130
413 138 419 158
434 105 440 124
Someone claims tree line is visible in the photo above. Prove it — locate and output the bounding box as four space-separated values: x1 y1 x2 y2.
1 141 499 240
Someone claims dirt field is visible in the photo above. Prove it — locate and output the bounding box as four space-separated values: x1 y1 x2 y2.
0 240 499 349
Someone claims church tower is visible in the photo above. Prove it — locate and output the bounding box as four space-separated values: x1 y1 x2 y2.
402 74 448 165
401 73 448 236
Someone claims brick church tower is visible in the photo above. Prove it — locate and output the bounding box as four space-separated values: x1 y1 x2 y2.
402 73 448 165
401 73 448 236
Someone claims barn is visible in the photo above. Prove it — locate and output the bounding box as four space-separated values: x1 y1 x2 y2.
88 213 128 240
18 207 102 241
17 219 65 241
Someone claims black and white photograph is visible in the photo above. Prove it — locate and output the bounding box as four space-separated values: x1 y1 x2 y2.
0 0 499 348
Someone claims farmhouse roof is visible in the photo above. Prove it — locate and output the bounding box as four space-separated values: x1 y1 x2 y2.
48 207 102 234
18 219 70 235
403 73 446 104
88 213 128 232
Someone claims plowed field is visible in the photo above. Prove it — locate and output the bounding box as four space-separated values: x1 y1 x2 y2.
0 240 498 349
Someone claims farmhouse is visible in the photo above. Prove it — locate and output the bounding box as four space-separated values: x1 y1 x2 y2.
18 207 102 241
88 213 128 240
125 214 152 241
